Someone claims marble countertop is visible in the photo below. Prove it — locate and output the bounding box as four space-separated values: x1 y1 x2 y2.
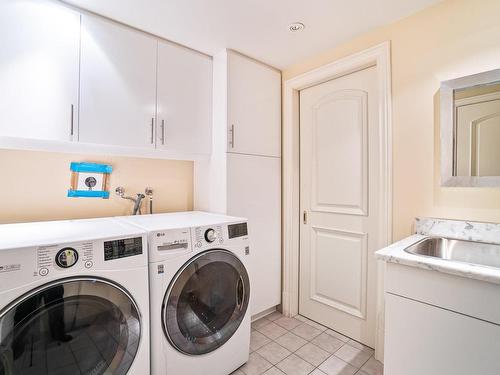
376 217 500 285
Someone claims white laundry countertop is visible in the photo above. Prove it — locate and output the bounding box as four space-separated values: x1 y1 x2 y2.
376 217 500 285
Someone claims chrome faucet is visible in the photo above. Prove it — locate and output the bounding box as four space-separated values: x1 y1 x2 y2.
115 187 146 215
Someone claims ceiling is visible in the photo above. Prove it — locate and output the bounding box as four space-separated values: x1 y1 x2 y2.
64 0 441 69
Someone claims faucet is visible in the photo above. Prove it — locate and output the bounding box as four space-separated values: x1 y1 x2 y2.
115 187 146 215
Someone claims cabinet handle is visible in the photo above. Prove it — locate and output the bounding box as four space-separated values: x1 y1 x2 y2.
161 119 165 145
229 124 235 148
303 211 307 224
150 117 154 144
70 104 74 136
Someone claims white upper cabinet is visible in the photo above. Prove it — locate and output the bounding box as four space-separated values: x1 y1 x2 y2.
157 41 212 155
227 52 281 157
0 0 80 141
79 16 157 148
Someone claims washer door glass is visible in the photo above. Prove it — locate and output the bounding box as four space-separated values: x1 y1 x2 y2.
0 278 141 375
163 249 250 355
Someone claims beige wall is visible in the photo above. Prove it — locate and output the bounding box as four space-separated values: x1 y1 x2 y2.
0 149 193 224
283 0 500 241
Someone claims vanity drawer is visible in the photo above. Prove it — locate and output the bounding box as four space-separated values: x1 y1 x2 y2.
385 262 500 325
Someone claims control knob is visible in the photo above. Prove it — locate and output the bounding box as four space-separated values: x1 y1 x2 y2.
204 228 218 243
55 248 79 268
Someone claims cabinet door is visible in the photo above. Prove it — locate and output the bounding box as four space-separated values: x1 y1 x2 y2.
79 16 157 148
157 41 212 154
227 52 281 157
0 0 80 141
227 153 281 315
385 293 500 375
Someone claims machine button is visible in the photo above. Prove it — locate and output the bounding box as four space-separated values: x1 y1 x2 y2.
84 261 93 269
39 267 49 276
204 228 217 243
55 248 79 268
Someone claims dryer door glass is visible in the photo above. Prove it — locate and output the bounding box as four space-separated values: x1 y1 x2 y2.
0 278 141 375
163 249 250 355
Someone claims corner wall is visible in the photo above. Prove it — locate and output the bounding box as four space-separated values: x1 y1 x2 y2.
283 0 500 241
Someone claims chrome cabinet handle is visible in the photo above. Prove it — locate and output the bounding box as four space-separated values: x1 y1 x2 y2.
229 124 235 149
70 104 74 136
161 119 165 145
150 117 154 144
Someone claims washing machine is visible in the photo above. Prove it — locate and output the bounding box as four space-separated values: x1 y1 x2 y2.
119 211 251 375
0 217 150 375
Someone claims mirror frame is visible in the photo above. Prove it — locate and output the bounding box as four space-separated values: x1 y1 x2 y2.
440 68 500 187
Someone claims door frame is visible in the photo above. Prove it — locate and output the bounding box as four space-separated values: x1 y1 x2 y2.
282 42 392 360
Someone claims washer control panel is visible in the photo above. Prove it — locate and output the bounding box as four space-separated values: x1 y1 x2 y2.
36 242 94 277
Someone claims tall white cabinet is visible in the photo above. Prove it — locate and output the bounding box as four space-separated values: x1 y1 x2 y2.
226 51 282 316
0 0 80 141
194 50 281 316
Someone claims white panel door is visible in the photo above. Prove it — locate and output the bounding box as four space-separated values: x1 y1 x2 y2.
227 52 281 157
0 0 80 141
227 153 281 315
456 98 500 176
79 15 157 148
299 66 380 347
384 293 500 375
157 41 212 154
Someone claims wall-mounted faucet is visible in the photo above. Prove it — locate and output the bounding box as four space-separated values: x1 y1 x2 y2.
145 187 153 214
115 187 146 215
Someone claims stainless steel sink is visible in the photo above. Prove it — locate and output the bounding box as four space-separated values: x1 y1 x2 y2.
404 237 500 268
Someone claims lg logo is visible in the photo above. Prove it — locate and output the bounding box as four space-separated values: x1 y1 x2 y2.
156 232 166 237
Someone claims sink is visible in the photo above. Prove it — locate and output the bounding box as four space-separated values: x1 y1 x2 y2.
404 237 500 268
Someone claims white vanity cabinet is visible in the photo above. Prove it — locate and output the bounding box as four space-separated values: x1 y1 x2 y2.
0 0 80 142
227 51 281 157
79 15 157 148
156 41 212 154
384 263 500 375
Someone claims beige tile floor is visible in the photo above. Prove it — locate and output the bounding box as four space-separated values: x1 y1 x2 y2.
233 312 383 375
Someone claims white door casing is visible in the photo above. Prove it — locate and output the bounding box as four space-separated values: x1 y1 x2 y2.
299 66 379 346
282 42 392 360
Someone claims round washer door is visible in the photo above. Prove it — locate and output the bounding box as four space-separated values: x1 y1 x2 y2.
163 249 250 355
0 278 141 375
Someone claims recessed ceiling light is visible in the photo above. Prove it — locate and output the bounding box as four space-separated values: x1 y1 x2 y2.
288 22 305 33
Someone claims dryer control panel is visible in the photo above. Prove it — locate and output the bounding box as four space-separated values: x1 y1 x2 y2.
193 225 224 250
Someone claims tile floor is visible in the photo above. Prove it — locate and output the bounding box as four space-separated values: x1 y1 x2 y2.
233 312 383 375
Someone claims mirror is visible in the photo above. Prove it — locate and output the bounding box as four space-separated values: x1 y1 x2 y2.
440 69 500 187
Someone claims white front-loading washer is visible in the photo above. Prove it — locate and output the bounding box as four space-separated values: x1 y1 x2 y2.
119 211 251 375
0 217 150 375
